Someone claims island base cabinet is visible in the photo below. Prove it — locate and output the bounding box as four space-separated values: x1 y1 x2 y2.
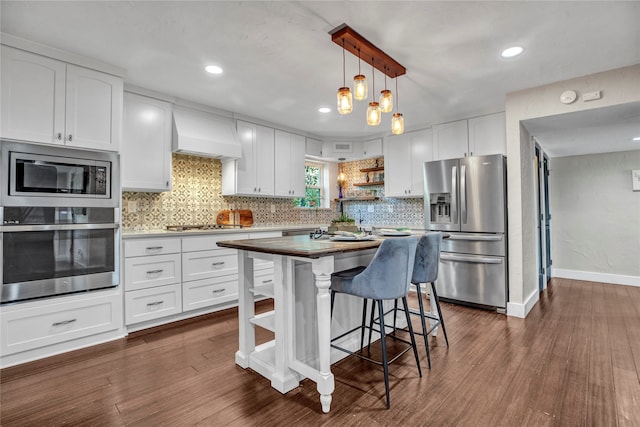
0 289 123 368
183 274 239 312
125 283 182 325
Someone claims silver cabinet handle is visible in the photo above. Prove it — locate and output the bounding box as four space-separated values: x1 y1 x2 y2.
447 234 503 242
57 132 62 141
254 187 257 192
212 288 226 294
261 279 273 284
211 261 225 266
3 223 118 232
67 134 73 142
146 246 163 250
52 319 77 326
146 301 164 306
460 164 467 224
146 269 163 274
451 165 458 223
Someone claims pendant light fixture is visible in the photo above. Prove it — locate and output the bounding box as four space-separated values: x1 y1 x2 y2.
366 58 381 126
337 39 353 115
379 66 393 113
391 75 404 135
353 48 368 101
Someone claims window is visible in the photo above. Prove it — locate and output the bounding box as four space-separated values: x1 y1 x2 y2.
294 161 324 208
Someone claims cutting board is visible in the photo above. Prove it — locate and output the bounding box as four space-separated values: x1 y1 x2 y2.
216 209 254 227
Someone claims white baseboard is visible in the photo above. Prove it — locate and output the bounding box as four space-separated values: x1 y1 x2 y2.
507 288 539 318
553 269 640 287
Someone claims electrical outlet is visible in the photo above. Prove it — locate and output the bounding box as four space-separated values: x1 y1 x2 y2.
128 201 137 213
387 205 393 213
368 204 374 213
270 204 276 213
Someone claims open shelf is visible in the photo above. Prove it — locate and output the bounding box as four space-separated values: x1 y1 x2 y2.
250 310 275 332
250 281 275 298
353 181 384 187
335 196 379 202
359 166 384 173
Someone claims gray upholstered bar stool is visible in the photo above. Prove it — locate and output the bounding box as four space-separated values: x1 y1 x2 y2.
400 232 449 369
329 236 421 409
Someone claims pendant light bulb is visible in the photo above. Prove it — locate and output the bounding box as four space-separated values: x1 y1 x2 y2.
391 76 404 134
366 58 381 126
379 68 393 113
353 48 368 101
337 39 353 114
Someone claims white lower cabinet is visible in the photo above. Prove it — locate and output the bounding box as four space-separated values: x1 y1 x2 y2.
123 231 280 330
0 289 124 367
125 283 182 325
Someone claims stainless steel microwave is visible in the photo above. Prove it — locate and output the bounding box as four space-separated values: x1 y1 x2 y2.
1 141 119 208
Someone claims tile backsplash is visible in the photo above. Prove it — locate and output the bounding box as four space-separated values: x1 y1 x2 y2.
122 153 425 231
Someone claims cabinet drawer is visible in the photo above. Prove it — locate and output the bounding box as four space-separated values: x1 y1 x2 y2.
124 238 181 257
124 253 181 291
183 275 238 312
125 284 182 325
182 234 249 252
182 250 238 282
0 292 122 355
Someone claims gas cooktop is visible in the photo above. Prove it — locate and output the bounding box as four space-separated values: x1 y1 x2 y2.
165 224 245 231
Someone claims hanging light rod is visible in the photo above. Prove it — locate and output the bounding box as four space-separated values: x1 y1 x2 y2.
329 23 406 78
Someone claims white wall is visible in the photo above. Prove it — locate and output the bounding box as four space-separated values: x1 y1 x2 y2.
550 150 640 284
505 64 640 316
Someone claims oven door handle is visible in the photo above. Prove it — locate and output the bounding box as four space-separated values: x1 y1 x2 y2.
0 223 119 232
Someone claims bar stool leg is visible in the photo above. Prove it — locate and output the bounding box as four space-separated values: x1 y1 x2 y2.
416 283 432 369
402 296 422 378
431 282 449 347
377 300 391 409
360 299 369 352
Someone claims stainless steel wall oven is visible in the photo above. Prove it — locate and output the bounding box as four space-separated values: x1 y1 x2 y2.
1 141 120 304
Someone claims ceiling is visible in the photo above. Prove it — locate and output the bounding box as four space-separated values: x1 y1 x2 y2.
1 1 639 154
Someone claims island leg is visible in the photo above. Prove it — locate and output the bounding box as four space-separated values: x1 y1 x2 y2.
235 250 255 368
312 257 335 413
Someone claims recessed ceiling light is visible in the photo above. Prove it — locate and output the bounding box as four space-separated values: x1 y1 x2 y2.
633 136 640 141
205 65 223 74
501 46 524 58
319 107 331 113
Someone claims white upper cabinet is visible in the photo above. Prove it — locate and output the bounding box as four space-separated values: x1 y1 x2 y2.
363 138 383 158
432 119 469 160
468 112 506 156
433 113 506 160
122 92 173 192
222 120 275 196
274 130 305 198
305 137 323 157
384 128 432 198
1 46 122 152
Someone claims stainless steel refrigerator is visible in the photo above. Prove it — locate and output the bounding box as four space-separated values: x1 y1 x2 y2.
424 154 507 310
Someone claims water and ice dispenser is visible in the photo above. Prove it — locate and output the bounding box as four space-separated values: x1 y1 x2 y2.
429 193 452 224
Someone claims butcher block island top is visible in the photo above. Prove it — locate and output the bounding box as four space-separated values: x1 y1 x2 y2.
216 234 382 258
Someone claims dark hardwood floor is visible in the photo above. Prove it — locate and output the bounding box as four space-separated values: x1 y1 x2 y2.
1 278 639 426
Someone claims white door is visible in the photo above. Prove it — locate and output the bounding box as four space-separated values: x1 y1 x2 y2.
1 46 66 144
433 119 469 160
409 129 433 196
468 112 506 156
235 121 257 195
254 124 275 195
383 133 412 197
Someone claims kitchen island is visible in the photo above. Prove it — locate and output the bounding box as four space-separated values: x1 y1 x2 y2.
217 234 386 413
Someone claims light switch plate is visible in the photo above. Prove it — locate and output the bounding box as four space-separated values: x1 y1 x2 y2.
632 170 640 191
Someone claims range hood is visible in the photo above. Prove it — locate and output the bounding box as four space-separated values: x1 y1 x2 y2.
172 107 242 159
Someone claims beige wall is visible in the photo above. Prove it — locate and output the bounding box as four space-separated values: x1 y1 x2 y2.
505 64 640 313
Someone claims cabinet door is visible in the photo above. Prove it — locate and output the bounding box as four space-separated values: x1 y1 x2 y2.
409 129 433 196
433 119 469 160
254 124 275 195
305 137 323 157
65 64 123 151
363 138 383 158
275 130 305 197
468 112 506 156
122 92 172 191
383 133 412 197
1 46 66 145
235 120 257 195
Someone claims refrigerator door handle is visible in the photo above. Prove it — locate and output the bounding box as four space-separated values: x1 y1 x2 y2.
460 164 467 224
440 253 503 264
447 234 503 242
451 166 458 223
